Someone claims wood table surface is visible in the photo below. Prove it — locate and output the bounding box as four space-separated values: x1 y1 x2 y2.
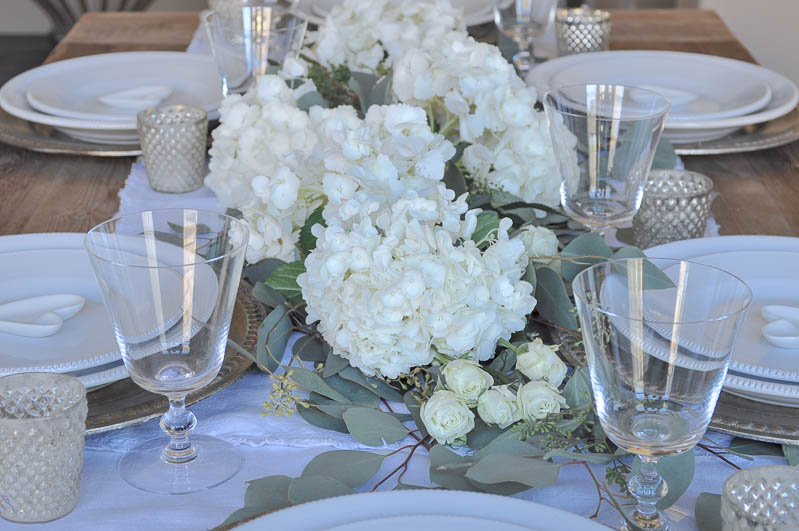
0 9 796 236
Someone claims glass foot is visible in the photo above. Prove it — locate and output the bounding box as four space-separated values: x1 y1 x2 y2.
118 435 243 495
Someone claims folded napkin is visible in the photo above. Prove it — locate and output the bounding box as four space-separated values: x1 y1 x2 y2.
0 294 85 337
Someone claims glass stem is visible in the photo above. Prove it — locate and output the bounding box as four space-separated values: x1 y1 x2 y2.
513 37 534 76
628 456 668 529
160 396 198 465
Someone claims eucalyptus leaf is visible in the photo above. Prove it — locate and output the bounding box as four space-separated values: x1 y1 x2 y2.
465 455 560 488
290 367 350 403
489 190 524 207
563 367 592 408
366 74 392 109
783 444 799 465
429 445 480 492
475 435 544 459
403 391 428 438
728 437 783 457
256 305 291 372
534 266 578 330
299 206 325 257
244 258 286 284
524 263 537 293
611 247 675 290
560 232 612 282
471 211 500 245
301 450 386 487
287 475 355 505
695 493 722 531
468 478 530 496
543 448 620 464
323 353 349 378
339 366 404 402
243 475 293 509
653 138 678 170
496 31 520 64
487 349 516 374
151 231 184 247
443 161 467 197
631 450 695 510
266 260 306 299
349 71 380 116
212 506 272 530
342 407 409 446
293 335 328 362
325 375 381 407
252 282 285 309
467 193 491 209
466 419 506 450
296 90 328 111
315 403 412 422
394 482 437 491
296 403 349 433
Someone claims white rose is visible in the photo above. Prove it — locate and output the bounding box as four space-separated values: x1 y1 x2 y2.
442 359 494 406
516 338 567 387
517 380 567 421
477 385 522 428
420 390 475 445
518 226 558 264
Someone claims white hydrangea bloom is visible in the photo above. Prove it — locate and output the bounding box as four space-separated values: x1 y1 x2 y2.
297 188 536 378
312 0 465 75
392 33 563 206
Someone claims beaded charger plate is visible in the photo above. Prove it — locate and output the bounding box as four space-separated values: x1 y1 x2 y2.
551 328 799 446
85 283 263 435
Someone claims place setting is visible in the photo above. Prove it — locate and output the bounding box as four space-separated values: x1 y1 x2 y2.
4 1 799 531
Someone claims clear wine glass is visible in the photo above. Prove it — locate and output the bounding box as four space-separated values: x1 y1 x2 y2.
85 209 249 494
544 84 670 234
573 258 751 531
494 0 557 75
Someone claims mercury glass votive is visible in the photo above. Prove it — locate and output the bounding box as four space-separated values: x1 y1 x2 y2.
137 105 208 193
722 466 799 531
0 373 87 523
555 7 611 56
632 169 715 249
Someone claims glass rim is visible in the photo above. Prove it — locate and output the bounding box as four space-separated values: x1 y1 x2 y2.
0 372 86 423
543 83 671 121
84 208 249 269
644 169 714 198
204 8 309 29
723 464 799 493
136 104 208 127
572 257 753 324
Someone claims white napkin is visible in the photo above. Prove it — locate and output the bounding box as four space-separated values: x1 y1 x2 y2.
0 294 85 337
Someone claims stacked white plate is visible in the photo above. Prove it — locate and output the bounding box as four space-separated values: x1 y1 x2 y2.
0 233 127 389
646 236 799 407
527 50 799 143
0 51 222 145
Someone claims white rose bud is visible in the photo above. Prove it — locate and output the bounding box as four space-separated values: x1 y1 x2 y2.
477 385 522 429
442 359 494 406
420 390 475 445
516 338 567 388
518 380 568 421
518 226 558 265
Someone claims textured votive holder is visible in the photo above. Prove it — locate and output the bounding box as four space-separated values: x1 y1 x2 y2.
137 105 208 193
0 373 87 523
555 7 611 56
722 466 799 531
632 169 714 249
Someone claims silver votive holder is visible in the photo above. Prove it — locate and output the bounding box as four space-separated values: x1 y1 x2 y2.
137 105 208 193
555 7 611 56
0 373 87 523
722 466 799 531
632 169 715 249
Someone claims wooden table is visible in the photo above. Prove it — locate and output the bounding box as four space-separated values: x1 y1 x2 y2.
0 9 797 236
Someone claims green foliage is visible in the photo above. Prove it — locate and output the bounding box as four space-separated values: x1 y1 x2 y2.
288 476 355 504
560 232 612 282
534 266 578 330
631 450 695 510
728 437 783 457
465 454 560 489
443 161 467 197
243 258 286 285
783 444 799 465
266 260 306 299
339 366 404 402
323 353 349 378
306 62 359 109
299 206 326 257
342 407 410 446
301 450 386 487
290 367 350 403
256 306 292 372
563 367 592 408
471 211 500 246
695 493 722 531
293 335 328 362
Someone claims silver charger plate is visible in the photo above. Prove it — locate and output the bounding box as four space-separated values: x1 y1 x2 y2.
0 107 141 157
673 106 799 155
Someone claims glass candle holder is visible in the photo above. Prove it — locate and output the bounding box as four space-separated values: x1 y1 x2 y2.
0 373 87 523
632 169 715 249
137 105 208 194
555 7 611 56
722 466 799 531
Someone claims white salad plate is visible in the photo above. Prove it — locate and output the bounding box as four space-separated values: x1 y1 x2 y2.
232 490 610 530
0 52 221 144
645 236 799 405
527 51 799 141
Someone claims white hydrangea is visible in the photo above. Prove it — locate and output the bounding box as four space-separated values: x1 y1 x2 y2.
312 0 465 75
297 189 536 378
392 33 562 206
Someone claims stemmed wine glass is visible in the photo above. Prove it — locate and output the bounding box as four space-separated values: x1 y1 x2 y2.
573 258 751 530
544 84 670 234
494 0 557 75
85 209 248 494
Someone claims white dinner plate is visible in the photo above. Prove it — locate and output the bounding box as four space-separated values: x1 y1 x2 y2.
645 237 799 394
297 0 508 26
724 370 799 407
527 51 799 137
0 52 220 144
233 490 610 530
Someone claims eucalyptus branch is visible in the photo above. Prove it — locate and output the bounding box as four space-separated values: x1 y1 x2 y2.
697 442 742 470
370 438 427 491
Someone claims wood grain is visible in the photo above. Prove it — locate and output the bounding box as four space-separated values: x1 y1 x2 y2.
0 9 797 236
